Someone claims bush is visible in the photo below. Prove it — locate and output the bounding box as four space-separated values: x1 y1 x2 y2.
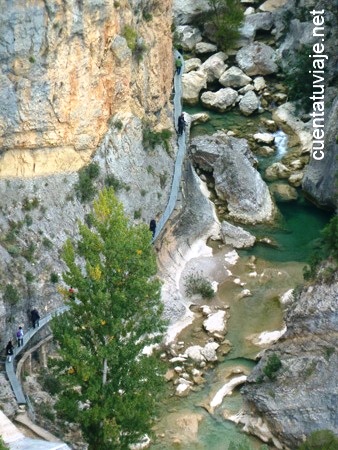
184 272 215 299
143 126 172 153
22 196 39 211
21 242 36 262
283 45 313 111
50 272 59 283
123 25 138 51
75 162 100 202
298 429 338 450
42 237 53 249
105 174 124 191
263 353 282 380
3 284 20 305
25 271 35 283
203 0 244 52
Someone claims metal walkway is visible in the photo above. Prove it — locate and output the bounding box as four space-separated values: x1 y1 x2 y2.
153 51 186 240
5 306 68 405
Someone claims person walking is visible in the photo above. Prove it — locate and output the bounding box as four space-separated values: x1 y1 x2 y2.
177 113 186 136
31 308 40 329
16 326 24 347
149 219 156 238
175 55 183 75
5 340 14 363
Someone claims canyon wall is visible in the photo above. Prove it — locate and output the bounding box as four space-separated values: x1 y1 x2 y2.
0 0 173 177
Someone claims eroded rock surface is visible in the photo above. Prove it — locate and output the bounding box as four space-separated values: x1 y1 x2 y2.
190 132 274 224
242 271 338 448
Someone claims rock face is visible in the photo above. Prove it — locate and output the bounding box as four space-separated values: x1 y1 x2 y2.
176 25 202 51
173 0 210 25
0 0 173 178
190 132 274 223
242 271 338 448
302 97 338 210
236 42 278 76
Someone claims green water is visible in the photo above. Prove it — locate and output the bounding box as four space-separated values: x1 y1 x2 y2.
185 104 270 139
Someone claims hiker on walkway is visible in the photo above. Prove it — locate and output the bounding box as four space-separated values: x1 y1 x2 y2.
5 340 14 363
177 113 186 136
31 308 40 329
175 55 183 75
149 219 156 238
16 327 24 347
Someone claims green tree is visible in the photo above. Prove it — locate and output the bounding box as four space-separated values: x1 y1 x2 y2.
298 430 338 450
263 353 282 380
206 0 244 51
51 188 166 450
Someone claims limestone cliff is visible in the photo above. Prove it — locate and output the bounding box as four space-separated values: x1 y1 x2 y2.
241 270 338 448
0 0 175 342
0 0 173 177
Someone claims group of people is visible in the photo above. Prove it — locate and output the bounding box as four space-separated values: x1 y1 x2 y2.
175 56 187 136
5 308 40 363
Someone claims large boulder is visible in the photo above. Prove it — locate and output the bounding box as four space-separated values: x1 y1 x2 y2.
176 25 202 51
270 183 298 202
173 0 211 25
184 58 202 73
258 0 288 12
236 42 278 76
220 221 256 248
265 162 290 181
201 88 238 112
190 132 274 223
182 70 208 105
200 52 228 83
219 66 252 88
239 90 260 116
195 42 218 54
240 12 274 41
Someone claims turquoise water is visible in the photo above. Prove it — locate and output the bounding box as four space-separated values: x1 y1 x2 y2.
242 196 332 263
185 104 270 139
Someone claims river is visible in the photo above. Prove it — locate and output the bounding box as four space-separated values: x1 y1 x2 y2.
149 107 331 450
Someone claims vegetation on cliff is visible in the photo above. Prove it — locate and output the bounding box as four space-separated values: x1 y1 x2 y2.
51 188 166 449
206 0 244 51
303 215 338 282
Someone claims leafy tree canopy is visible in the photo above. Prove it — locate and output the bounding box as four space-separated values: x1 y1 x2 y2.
51 188 166 450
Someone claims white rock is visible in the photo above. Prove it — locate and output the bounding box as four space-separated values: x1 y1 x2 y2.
209 375 247 413
201 305 212 316
249 271 257 277
279 289 294 305
184 58 202 73
176 383 191 396
203 310 226 335
176 25 202 51
200 52 229 83
190 112 210 124
224 250 239 266
239 289 252 298
219 66 252 88
253 76 266 91
244 7 255 15
201 342 220 362
184 345 205 362
201 88 238 112
182 70 208 105
195 42 218 54
253 132 275 144
174 366 183 373
239 90 260 116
